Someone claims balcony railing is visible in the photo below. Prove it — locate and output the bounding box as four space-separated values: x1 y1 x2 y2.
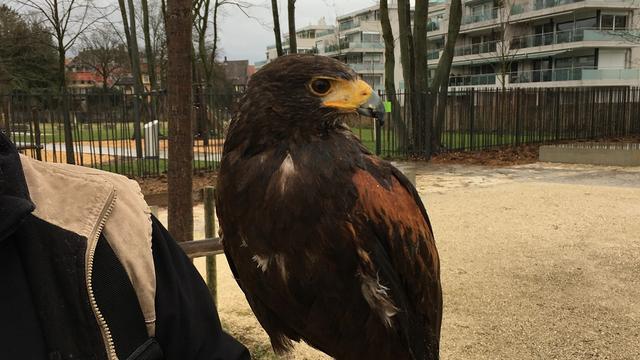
510 29 631 50
449 73 497 86
428 50 441 60
448 68 639 87
324 41 383 53
454 40 499 56
534 0 584 11
339 20 360 31
347 63 385 72
462 7 499 24
510 67 640 83
343 42 385 50
511 0 635 15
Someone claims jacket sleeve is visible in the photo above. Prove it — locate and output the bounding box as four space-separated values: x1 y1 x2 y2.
151 216 250 360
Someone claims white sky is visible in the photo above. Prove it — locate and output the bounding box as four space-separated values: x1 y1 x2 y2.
218 0 381 64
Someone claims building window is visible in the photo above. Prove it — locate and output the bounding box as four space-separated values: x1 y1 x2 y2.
362 32 381 43
363 53 382 63
601 14 627 30
362 75 382 88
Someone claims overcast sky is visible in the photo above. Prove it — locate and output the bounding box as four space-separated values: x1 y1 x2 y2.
218 0 381 64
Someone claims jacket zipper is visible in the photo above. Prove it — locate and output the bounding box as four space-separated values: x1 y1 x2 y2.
86 189 118 360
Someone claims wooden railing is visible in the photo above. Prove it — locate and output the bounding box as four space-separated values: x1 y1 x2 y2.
179 237 223 258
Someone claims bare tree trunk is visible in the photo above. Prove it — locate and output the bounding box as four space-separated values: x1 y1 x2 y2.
287 0 297 54
126 0 145 161
431 0 462 151
166 0 194 243
57 41 75 164
118 0 144 161
270 0 283 56
397 0 416 150
413 0 430 157
141 0 158 119
118 0 133 53
380 0 406 150
211 0 220 65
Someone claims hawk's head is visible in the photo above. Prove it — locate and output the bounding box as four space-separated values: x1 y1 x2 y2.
242 54 385 130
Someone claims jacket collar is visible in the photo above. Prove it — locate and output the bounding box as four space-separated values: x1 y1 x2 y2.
0 132 35 242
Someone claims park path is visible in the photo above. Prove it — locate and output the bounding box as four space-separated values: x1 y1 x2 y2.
157 161 640 360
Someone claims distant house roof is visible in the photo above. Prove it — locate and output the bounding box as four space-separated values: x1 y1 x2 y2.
223 58 251 87
67 71 101 84
115 76 135 86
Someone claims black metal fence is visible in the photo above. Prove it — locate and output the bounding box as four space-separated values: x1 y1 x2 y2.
373 86 640 158
3 86 639 178
1 90 239 177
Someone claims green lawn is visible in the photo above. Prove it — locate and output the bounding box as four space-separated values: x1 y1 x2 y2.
97 158 218 177
11 122 153 143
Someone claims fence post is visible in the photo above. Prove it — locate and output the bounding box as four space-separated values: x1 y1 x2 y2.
203 186 218 305
515 88 520 146
375 90 382 156
470 88 475 151
32 108 42 161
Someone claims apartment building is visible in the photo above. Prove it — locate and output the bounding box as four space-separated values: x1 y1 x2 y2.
260 0 640 89
444 0 640 88
258 19 335 68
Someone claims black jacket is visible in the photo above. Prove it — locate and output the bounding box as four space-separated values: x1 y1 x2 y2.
0 132 249 360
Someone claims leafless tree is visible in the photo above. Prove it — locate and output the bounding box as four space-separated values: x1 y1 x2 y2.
430 0 462 151
117 0 145 160
287 0 297 53
413 0 431 155
166 0 194 243
270 0 283 56
379 0 406 149
397 0 414 98
14 0 110 164
192 0 253 85
76 27 129 90
492 0 520 91
140 0 158 95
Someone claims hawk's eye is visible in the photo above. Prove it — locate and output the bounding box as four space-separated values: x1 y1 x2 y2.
310 79 332 95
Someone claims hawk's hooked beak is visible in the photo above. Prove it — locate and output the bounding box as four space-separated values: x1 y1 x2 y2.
321 79 385 127
356 91 385 127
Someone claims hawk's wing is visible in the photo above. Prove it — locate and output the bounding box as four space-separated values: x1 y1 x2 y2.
350 156 442 358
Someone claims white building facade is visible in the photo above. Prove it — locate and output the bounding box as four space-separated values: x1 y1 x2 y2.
259 0 640 89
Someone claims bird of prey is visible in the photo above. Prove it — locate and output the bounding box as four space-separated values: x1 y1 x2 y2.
216 54 442 360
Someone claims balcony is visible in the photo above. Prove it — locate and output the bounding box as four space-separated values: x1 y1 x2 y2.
462 7 499 25
511 0 636 16
534 0 584 11
342 42 385 50
510 29 632 50
510 67 640 83
427 20 442 32
339 20 360 31
347 63 385 72
449 73 497 86
428 50 441 60
454 40 499 56
324 41 383 54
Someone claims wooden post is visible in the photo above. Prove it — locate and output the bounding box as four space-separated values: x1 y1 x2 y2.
203 186 217 305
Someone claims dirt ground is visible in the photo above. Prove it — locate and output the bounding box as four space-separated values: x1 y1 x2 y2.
156 161 640 360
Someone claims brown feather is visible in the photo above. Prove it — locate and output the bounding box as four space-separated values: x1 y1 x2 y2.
216 54 442 360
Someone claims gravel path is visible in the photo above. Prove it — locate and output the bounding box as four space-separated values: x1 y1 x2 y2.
158 162 640 359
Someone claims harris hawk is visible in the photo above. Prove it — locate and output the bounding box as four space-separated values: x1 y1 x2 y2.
216 54 442 360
